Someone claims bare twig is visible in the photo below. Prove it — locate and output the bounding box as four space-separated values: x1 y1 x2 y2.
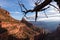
49 4 59 10
17 0 23 12
35 11 38 22
44 11 48 18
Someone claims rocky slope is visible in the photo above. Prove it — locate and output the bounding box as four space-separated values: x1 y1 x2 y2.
44 25 60 40
0 8 45 40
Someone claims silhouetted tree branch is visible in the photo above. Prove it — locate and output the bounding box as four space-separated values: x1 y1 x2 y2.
18 0 60 21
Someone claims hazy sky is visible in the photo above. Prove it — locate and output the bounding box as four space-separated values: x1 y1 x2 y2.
0 0 60 21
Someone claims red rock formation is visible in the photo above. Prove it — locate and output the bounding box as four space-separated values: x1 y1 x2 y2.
0 8 45 40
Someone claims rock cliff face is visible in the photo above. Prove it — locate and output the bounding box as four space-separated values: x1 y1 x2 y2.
44 26 60 40
0 8 44 40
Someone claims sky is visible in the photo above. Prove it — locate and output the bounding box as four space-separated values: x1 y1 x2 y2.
0 0 60 21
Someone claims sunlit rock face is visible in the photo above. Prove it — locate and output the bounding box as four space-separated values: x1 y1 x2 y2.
0 8 9 20
0 8 45 40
